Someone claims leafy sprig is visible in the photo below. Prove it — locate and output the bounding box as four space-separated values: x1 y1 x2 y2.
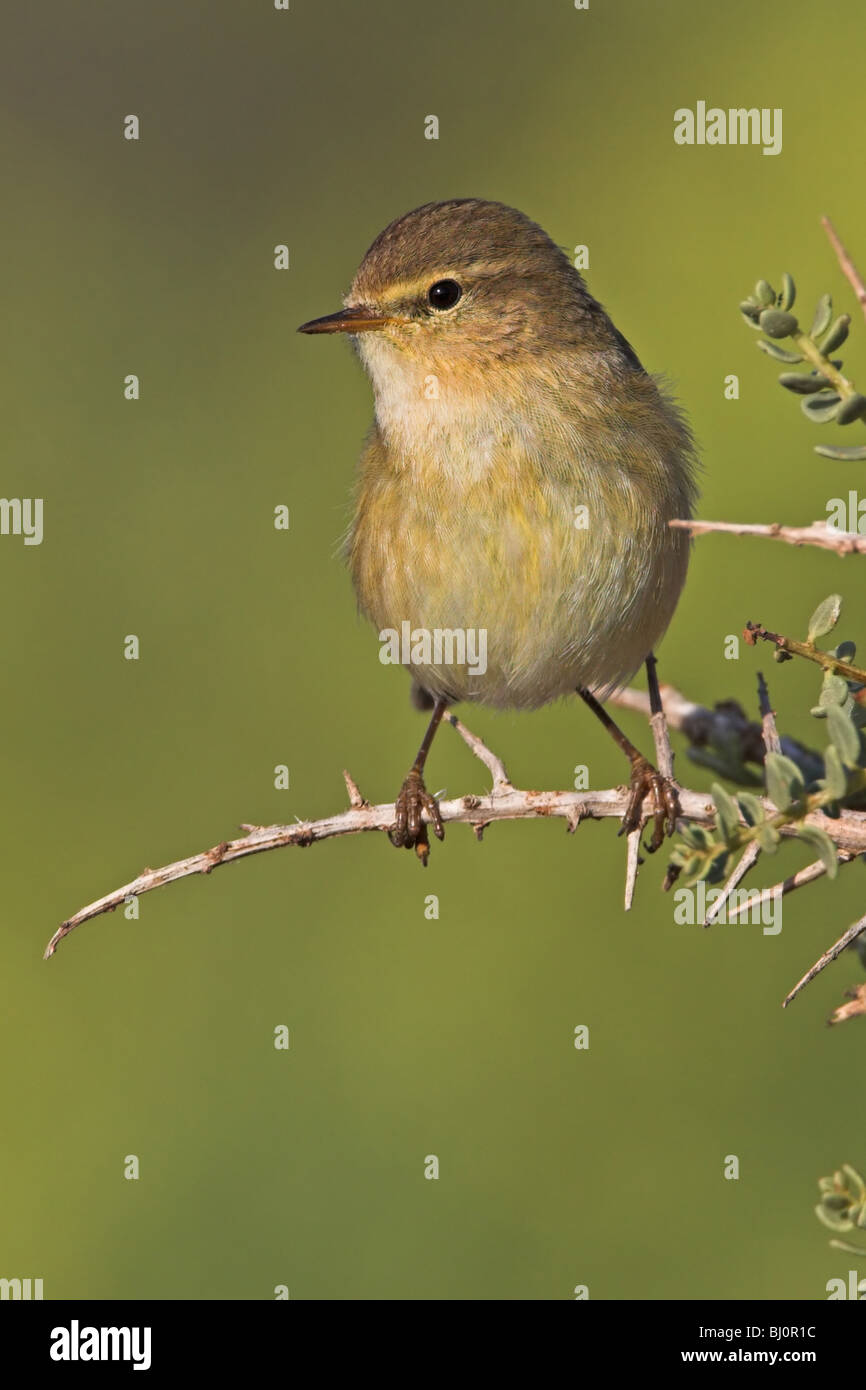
740 277 866 461
816 1164 866 1254
668 596 866 888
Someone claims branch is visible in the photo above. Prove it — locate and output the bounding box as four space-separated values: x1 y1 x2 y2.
44 705 866 961
669 517 866 556
744 620 866 686
784 911 866 1009
822 215 866 322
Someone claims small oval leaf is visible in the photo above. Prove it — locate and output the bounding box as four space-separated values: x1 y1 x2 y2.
836 393 866 426
759 308 798 339
801 392 842 423
814 443 866 460
808 594 842 642
779 272 796 311
820 315 851 354
795 824 839 879
757 340 803 363
778 372 830 394
811 293 833 338
827 704 861 767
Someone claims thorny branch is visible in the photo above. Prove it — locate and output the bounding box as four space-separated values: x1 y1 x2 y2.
669 518 866 555
45 689 866 1023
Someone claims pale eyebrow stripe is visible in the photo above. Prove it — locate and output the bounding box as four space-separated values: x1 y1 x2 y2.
349 261 516 303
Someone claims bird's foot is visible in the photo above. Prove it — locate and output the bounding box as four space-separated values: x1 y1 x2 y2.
619 755 679 853
388 768 444 865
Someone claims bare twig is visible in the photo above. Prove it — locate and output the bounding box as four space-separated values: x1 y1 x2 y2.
646 652 675 781
757 671 782 756
669 518 866 556
704 841 761 928
822 215 866 322
744 621 866 686
342 768 366 808
784 911 866 1008
829 982 866 1026
726 851 857 921
447 713 513 790
624 829 641 912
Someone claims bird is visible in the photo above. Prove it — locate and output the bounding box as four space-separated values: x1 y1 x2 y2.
299 199 698 863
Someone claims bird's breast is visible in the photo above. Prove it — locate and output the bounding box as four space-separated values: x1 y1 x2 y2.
347 400 692 709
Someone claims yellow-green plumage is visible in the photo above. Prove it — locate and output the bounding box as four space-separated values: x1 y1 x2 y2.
339 200 697 711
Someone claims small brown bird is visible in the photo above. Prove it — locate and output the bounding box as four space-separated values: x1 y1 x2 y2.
299 199 698 862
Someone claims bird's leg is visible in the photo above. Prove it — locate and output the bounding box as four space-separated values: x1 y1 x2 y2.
389 697 448 864
577 661 679 852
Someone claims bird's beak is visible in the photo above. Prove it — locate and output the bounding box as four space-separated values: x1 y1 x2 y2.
297 305 398 335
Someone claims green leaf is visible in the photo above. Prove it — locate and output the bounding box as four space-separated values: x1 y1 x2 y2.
815 1204 854 1232
795 824 839 878
779 273 796 311
831 641 857 663
814 443 866 460
755 822 781 853
822 1193 853 1212
764 752 805 810
759 308 798 339
710 782 741 845
801 392 842 423
811 294 833 337
811 669 856 717
827 704 861 766
737 792 764 827
756 340 803 363
755 279 776 306
823 745 849 799
817 672 850 709
679 823 716 851
807 593 842 641
740 304 762 328
820 315 851 354
836 393 866 426
778 372 830 394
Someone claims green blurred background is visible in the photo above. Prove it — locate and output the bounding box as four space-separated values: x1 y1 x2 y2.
2 0 865 1300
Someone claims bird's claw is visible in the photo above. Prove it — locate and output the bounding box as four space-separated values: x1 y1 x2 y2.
618 754 679 853
388 768 444 865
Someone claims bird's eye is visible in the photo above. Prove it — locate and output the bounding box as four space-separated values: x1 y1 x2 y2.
427 279 462 311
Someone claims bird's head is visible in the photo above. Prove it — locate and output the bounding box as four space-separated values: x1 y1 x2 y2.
298 199 609 398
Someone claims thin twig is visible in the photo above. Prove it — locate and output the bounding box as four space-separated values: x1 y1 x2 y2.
757 672 782 756
447 713 513 789
669 518 866 556
784 912 866 1008
342 769 366 808
646 651 675 781
704 841 761 928
822 215 866 322
828 983 866 1026
726 851 856 921
624 829 641 911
